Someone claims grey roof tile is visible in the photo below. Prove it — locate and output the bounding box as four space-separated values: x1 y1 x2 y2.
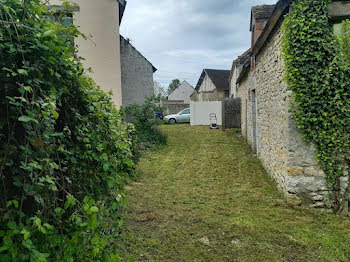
252 4 276 20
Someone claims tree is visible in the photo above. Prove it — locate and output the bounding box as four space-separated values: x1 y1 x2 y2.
167 79 181 95
154 81 166 101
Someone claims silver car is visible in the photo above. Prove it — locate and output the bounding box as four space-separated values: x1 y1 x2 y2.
164 108 190 124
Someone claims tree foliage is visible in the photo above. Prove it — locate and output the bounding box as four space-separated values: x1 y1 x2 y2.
153 81 166 101
0 0 136 260
282 0 350 213
167 79 180 96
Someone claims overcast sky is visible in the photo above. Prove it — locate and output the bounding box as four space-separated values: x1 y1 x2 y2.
120 0 277 89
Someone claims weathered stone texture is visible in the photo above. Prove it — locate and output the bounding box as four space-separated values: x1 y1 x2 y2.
120 37 155 107
161 100 189 115
236 75 250 142
236 20 349 209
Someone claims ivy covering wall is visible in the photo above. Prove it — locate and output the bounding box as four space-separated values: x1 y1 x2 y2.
0 0 137 260
283 0 350 213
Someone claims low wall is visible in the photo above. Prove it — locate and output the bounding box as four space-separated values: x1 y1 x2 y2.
162 100 189 114
190 101 222 126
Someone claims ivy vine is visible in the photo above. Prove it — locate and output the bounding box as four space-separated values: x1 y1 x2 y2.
283 0 350 213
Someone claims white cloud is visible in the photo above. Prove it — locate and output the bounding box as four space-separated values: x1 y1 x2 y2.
120 0 277 87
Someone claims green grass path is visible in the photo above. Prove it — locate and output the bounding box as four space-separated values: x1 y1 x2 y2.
118 125 350 261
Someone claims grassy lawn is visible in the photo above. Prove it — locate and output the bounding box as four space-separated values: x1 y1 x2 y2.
117 125 350 261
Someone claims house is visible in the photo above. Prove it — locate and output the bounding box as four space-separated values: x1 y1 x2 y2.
191 69 230 102
49 0 127 107
250 5 276 47
229 48 251 98
230 5 275 98
231 0 349 209
162 80 194 114
120 36 157 107
168 81 194 104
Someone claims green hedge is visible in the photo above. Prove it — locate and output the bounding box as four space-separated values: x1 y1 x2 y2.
125 98 167 151
0 0 136 260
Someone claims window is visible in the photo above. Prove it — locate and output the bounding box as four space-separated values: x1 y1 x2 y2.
47 5 77 26
53 12 73 26
224 90 230 98
45 11 74 46
181 109 190 115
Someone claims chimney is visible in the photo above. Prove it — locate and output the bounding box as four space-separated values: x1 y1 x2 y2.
250 5 275 47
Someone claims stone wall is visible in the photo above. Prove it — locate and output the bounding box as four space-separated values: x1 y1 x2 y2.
120 37 155 107
229 65 239 98
162 100 189 115
236 74 250 143
236 19 349 209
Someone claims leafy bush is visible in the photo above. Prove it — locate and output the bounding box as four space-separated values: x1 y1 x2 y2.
125 98 167 150
0 0 136 260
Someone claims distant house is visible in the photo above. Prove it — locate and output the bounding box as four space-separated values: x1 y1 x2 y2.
48 0 127 107
168 80 194 104
191 69 230 102
229 48 251 98
120 36 157 107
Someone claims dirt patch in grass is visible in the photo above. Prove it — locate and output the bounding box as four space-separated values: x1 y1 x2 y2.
117 125 350 261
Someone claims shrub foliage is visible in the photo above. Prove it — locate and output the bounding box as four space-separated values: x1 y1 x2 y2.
125 98 167 150
0 0 136 260
283 0 350 213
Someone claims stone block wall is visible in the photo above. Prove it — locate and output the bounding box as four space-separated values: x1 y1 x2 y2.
236 75 250 142
120 37 155 107
161 100 189 115
236 19 349 209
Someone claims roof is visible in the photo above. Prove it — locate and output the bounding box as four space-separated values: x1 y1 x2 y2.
229 48 251 82
120 35 157 72
236 60 251 84
252 0 290 56
195 69 230 91
118 0 127 24
235 0 289 84
168 80 194 96
239 0 350 82
252 4 275 20
250 4 275 31
181 80 194 89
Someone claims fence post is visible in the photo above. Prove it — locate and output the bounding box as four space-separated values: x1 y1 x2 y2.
222 100 226 131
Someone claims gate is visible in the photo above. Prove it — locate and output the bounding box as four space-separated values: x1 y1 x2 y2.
222 98 241 130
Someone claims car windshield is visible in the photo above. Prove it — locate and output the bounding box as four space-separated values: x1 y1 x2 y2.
180 109 190 115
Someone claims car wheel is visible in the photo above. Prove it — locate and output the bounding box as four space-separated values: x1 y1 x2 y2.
169 118 176 124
